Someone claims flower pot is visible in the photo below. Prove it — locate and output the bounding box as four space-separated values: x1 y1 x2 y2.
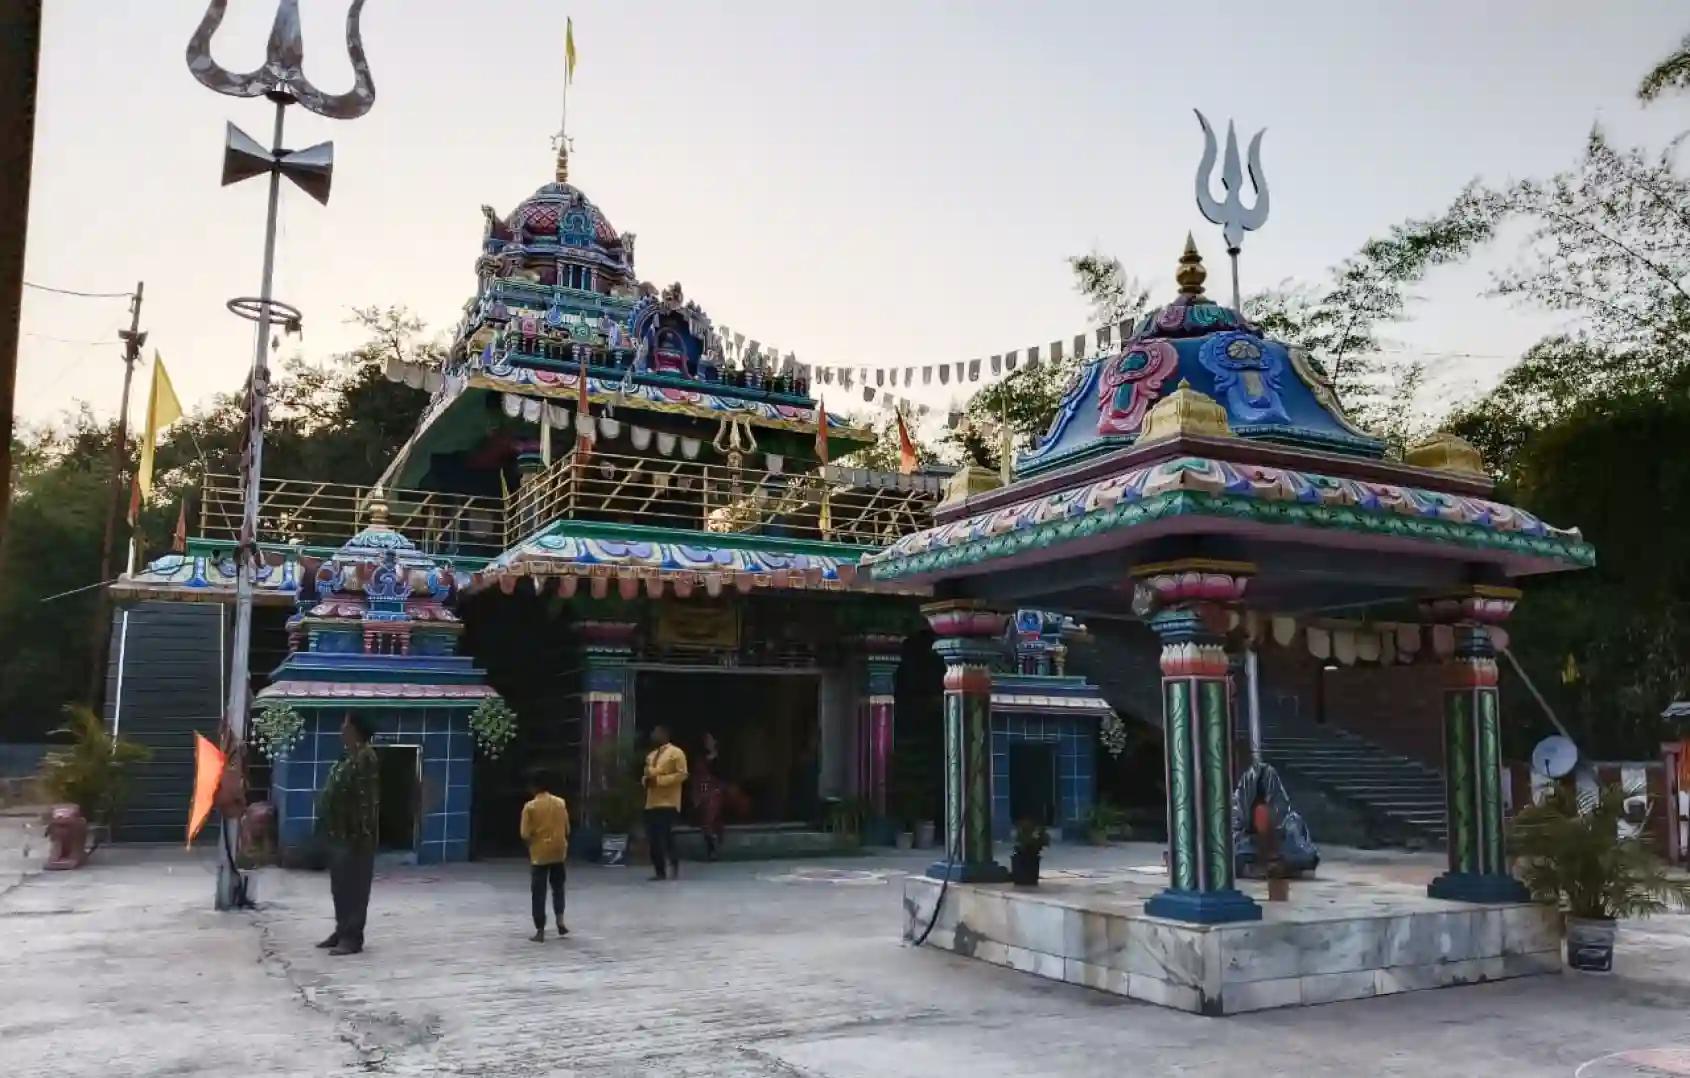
601 832 629 867
1010 850 1041 887
895 831 914 850
1566 916 1616 973
1266 876 1291 902
915 820 937 848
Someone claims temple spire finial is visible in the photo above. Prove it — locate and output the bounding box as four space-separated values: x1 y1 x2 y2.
554 142 570 184
1176 233 1208 297
366 485 390 527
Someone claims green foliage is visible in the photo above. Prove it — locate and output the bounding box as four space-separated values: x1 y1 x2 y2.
40 706 152 831
251 704 306 760
1066 250 1150 327
586 741 645 833
1510 783 1690 921
1638 32 1690 103
1098 710 1128 759
467 698 519 759
1012 817 1049 855
944 352 1086 470
1085 798 1131 843
0 307 437 740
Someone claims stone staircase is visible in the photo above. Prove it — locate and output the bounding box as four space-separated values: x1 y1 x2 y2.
1261 716 1448 847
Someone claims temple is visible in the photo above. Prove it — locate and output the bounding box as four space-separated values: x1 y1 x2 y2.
109 143 1124 862
103 127 1599 1014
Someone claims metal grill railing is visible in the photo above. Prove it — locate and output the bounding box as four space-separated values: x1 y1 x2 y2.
198 473 507 559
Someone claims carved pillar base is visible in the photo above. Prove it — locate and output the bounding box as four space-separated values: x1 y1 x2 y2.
924 601 1009 883
850 635 902 818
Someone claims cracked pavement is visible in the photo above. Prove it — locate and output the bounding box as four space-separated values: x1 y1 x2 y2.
3 814 1689 1076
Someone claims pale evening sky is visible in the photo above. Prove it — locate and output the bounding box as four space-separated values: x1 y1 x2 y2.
16 0 1688 432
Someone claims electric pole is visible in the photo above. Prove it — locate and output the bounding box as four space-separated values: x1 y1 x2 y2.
90 282 145 705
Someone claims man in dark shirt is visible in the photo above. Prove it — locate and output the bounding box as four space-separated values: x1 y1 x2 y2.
316 713 380 955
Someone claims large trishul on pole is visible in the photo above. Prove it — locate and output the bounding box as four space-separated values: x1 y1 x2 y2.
1193 109 1269 312
185 0 376 911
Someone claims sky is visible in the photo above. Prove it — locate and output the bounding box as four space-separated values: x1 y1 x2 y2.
17 0 1689 433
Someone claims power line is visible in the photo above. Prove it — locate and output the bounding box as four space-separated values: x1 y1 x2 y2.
23 280 134 299
23 332 114 346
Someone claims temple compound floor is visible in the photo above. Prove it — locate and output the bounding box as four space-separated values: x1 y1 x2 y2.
3 814 1689 1077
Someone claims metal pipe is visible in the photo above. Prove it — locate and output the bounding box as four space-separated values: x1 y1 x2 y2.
217 95 287 911
1245 646 1263 766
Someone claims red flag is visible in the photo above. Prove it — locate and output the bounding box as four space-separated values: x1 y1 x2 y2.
814 398 829 465
172 501 188 553
576 363 592 463
896 408 917 475
187 732 227 847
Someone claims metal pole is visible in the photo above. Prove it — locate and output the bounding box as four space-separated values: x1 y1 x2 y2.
90 282 144 705
1228 250 1242 313
1245 646 1263 766
217 96 286 911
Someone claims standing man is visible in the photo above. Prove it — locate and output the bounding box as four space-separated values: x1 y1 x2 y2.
317 714 380 955
643 725 688 881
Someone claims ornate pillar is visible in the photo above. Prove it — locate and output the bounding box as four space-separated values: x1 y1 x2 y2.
849 634 902 817
1134 559 1261 924
578 620 636 800
923 600 1009 883
1424 587 1530 903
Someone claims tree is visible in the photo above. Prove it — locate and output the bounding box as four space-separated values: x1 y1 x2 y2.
1067 250 1150 327
1638 32 1690 104
0 306 436 741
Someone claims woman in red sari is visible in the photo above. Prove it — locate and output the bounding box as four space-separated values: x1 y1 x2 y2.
693 732 726 860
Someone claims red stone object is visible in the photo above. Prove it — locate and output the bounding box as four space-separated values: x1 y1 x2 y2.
44 804 88 871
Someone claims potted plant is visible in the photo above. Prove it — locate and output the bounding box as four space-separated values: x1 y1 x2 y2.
1510 783 1690 972
1085 799 1131 845
587 742 644 865
39 706 151 858
1011 818 1049 887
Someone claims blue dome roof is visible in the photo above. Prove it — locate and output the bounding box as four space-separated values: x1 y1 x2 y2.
1017 240 1384 477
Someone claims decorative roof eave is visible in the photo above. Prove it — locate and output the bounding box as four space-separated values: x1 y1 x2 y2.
865 455 1593 585
463 366 871 444
255 680 498 706
990 692 1114 715
474 519 929 599
941 432 1499 525
110 550 305 606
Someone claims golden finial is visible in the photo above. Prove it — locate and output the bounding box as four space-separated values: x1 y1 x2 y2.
1176 233 1207 297
554 143 570 184
366 485 390 527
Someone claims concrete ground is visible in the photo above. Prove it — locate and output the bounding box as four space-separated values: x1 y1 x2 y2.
3 813 1689 1077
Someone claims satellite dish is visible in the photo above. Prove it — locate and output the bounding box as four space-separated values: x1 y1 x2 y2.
1532 735 1579 779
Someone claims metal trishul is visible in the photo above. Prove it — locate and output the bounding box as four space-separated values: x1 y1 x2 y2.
222 122 334 205
1193 109 1269 254
186 0 377 119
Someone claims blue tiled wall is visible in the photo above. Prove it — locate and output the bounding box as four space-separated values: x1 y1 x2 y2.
990 711 1096 840
272 707 474 865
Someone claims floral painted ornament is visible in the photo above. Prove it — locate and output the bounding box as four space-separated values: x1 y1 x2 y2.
1197 332 1290 425
1097 339 1179 436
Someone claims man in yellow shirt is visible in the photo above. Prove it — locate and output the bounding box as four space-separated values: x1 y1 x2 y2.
519 770 570 941
643 725 688 880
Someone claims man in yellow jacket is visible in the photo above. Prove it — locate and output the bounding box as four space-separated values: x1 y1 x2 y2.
643 725 688 880
520 769 570 941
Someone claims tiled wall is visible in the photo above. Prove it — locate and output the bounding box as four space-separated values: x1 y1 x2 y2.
990 711 1096 840
272 707 475 865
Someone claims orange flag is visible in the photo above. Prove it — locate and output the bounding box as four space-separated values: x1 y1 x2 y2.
187 732 226 847
576 362 592 463
896 408 917 475
172 501 188 553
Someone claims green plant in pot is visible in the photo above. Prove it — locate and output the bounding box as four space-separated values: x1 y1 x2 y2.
1011 818 1049 887
40 706 152 852
1510 783 1690 972
1085 798 1130 845
587 741 644 865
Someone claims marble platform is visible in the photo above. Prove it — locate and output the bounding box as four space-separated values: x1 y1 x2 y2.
902 862 1562 1016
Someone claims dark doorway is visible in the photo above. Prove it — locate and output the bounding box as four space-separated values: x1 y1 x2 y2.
374 745 419 852
633 669 819 824
1008 742 1057 827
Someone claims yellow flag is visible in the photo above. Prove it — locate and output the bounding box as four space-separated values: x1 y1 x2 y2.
565 18 577 84
135 352 183 504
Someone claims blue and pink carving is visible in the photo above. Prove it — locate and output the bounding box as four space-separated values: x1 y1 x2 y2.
1097 339 1180 435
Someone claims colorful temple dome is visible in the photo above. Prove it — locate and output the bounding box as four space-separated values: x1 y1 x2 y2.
1017 236 1385 476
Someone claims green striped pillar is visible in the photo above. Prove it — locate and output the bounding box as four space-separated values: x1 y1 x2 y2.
1136 560 1260 925
923 600 1009 883
1428 614 1529 903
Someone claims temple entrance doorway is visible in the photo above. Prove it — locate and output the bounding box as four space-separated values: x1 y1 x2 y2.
1008 742 1058 829
374 744 420 852
631 668 821 825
